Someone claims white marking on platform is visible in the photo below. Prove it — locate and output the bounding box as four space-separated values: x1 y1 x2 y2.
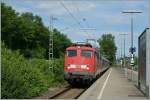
97 68 112 100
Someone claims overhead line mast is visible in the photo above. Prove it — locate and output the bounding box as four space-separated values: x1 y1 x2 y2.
119 33 128 76
49 15 57 72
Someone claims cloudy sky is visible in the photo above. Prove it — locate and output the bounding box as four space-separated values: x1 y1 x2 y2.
2 0 149 58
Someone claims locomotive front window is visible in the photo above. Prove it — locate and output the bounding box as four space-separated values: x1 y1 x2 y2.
67 50 77 57
81 50 92 57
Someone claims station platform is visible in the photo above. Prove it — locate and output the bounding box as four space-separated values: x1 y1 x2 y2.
79 67 148 100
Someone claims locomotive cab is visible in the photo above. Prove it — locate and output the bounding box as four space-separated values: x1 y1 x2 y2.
64 43 96 83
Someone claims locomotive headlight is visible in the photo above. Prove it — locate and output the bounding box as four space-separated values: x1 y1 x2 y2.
81 65 87 69
68 64 76 69
86 67 89 70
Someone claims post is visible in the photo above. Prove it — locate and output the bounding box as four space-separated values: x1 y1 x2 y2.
49 16 57 73
123 34 126 68
119 33 128 77
122 10 142 81
121 46 123 68
131 14 133 80
49 16 53 72
123 34 127 77
131 14 133 49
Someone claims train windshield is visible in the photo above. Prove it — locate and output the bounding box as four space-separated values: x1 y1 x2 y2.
67 50 77 57
81 50 92 57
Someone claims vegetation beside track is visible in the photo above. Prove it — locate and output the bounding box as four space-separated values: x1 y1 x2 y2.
1 44 67 98
98 34 117 65
1 3 70 99
1 3 71 59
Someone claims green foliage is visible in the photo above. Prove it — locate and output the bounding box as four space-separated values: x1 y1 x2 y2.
1 3 70 98
1 44 66 99
53 29 71 58
98 34 117 65
1 3 71 59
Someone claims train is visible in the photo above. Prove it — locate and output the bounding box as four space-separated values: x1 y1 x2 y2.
64 42 109 85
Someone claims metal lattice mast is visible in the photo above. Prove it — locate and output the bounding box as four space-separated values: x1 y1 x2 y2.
49 16 57 72
49 16 53 71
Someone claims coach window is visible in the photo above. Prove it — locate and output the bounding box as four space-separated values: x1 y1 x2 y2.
67 50 77 57
81 50 92 57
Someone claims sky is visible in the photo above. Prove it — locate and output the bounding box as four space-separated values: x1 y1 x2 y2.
2 0 149 58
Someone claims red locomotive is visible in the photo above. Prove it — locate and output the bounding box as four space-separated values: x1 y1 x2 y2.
64 42 109 84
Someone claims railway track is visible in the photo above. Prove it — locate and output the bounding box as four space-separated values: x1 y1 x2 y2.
49 86 87 99
49 68 109 99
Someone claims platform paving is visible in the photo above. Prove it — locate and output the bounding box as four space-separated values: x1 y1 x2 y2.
79 67 148 100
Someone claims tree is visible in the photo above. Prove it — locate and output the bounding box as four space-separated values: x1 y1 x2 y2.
1 3 18 49
98 34 117 65
53 29 71 58
1 3 71 59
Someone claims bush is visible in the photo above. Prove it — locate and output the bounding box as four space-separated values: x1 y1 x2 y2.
1 45 66 99
53 58 66 85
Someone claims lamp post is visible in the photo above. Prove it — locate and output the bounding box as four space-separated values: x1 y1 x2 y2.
122 10 142 80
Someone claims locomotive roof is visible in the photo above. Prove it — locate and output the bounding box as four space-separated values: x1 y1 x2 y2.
66 42 95 51
66 46 95 51
70 42 92 47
